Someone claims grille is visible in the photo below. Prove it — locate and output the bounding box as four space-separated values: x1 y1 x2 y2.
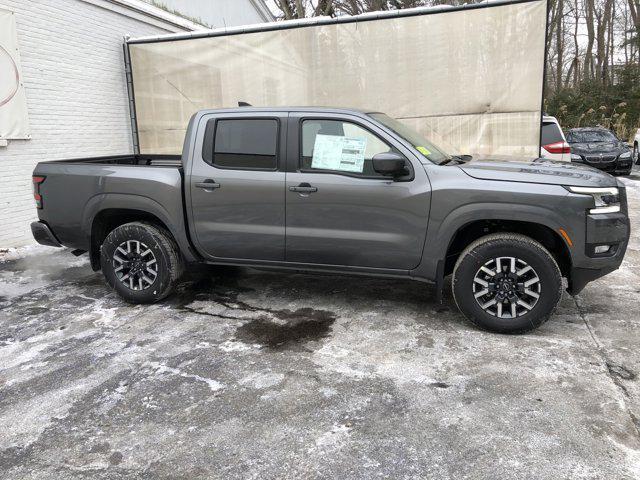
585 154 617 163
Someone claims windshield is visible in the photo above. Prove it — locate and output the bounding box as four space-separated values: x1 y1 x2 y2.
566 129 617 143
369 113 452 164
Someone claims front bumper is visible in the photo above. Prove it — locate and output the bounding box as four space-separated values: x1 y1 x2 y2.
567 211 630 295
31 221 62 247
614 157 633 174
572 155 632 174
567 264 620 295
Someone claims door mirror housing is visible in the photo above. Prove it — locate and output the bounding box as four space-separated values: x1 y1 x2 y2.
372 152 408 177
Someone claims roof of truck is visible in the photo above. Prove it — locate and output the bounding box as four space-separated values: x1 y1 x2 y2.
197 106 378 116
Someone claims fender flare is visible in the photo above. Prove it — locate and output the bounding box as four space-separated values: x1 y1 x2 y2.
82 193 198 267
414 202 572 297
435 202 568 257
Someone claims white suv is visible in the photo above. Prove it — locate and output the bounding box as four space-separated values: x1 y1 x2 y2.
541 116 571 161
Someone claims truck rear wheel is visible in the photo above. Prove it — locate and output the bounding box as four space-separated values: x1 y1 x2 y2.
100 222 183 303
452 233 562 334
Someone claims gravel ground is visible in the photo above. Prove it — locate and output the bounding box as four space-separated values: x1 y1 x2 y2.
1 174 640 479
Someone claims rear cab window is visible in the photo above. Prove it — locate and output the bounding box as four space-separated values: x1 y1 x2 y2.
202 118 278 170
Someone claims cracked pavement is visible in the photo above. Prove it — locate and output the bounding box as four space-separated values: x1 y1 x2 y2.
1 175 640 479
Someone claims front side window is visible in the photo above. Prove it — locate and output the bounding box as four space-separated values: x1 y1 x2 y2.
301 119 394 177
212 119 278 169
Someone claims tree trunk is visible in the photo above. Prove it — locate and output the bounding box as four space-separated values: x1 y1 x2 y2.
595 0 613 84
629 0 640 60
573 0 579 86
555 0 564 91
584 0 596 80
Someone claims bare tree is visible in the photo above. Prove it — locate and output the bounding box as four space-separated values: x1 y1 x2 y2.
556 0 565 89
628 0 640 54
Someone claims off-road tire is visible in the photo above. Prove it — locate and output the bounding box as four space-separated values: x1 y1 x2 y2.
452 233 562 334
100 222 183 303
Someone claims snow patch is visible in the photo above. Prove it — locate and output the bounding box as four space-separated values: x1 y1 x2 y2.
219 340 253 352
92 302 118 326
0 245 60 263
0 329 62 371
145 361 224 392
0 271 50 300
309 423 352 453
239 372 284 389
607 435 640 479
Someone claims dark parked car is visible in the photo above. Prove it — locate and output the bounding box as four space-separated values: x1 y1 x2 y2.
566 127 633 175
31 108 630 334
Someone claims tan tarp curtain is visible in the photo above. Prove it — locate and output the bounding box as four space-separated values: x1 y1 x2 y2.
0 9 30 140
128 0 547 156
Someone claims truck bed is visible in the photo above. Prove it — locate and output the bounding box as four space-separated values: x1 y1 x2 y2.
34 154 186 254
47 154 182 167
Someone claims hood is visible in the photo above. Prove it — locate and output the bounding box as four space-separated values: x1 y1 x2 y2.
458 156 617 187
569 141 628 155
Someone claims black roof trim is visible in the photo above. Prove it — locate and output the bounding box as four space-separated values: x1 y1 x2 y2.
195 106 375 115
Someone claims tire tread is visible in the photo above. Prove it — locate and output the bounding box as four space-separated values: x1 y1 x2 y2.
100 221 183 303
452 233 562 334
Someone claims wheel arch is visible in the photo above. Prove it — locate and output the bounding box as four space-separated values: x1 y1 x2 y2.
83 193 198 271
418 202 574 282
89 208 176 271
444 219 572 279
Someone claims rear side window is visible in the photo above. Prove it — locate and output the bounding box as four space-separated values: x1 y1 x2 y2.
541 122 564 145
205 119 278 169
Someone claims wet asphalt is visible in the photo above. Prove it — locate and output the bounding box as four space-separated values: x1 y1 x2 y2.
1 175 640 479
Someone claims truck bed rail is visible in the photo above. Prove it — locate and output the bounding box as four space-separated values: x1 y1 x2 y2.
47 154 182 167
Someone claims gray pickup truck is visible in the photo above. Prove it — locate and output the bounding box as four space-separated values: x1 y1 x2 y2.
31 107 630 333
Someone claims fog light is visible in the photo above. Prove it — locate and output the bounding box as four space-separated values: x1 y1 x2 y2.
594 245 611 254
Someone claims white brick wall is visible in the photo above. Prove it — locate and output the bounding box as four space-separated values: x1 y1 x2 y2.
0 0 190 247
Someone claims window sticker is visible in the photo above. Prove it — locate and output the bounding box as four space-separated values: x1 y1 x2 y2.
311 134 367 173
416 146 431 156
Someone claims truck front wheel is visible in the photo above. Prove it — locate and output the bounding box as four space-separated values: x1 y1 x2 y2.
452 233 562 334
100 222 183 303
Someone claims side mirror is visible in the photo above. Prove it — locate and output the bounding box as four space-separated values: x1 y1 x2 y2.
372 152 407 177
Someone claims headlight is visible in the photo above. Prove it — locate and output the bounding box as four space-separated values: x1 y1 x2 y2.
566 186 620 214
570 153 583 162
619 151 631 159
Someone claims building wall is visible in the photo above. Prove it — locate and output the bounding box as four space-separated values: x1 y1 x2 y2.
147 0 273 28
0 0 193 247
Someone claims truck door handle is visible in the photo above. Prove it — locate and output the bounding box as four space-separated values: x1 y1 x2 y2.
289 183 317 193
195 180 220 190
